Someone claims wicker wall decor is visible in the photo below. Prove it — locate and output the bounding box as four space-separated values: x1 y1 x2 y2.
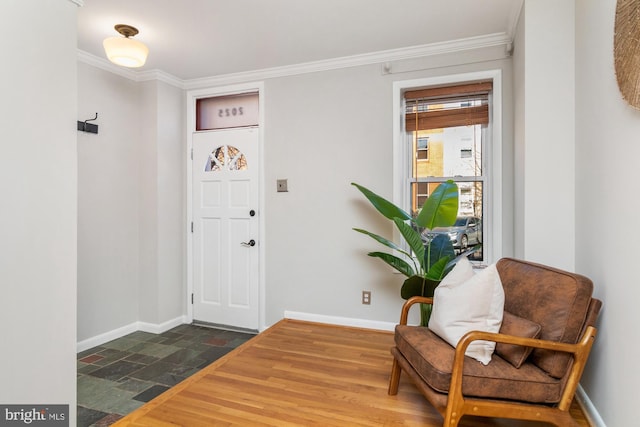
615 0 640 109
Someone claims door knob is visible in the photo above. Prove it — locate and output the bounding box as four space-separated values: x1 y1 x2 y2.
249 210 256 217
241 239 256 247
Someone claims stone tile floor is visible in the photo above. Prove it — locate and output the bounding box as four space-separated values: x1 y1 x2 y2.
77 324 256 427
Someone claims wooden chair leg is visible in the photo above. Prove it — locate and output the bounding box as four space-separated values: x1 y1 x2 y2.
443 395 464 427
388 357 401 395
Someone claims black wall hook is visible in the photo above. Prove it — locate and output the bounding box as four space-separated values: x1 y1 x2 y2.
77 113 99 134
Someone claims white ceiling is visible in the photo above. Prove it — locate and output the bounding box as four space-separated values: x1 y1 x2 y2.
77 0 522 81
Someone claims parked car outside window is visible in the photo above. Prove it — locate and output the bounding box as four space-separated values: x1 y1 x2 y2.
422 216 482 249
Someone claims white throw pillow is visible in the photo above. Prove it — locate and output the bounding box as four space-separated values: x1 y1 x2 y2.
428 258 505 365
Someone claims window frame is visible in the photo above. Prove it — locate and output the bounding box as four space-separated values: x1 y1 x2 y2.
392 70 503 265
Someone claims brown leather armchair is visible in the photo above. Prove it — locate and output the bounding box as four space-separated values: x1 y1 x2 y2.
388 258 602 427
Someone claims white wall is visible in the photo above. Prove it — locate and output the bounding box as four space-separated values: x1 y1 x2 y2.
156 82 186 321
77 63 140 341
513 6 526 260
575 0 640 425
0 0 78 422
138 81 159 324
514 0 576 270
138 80 185 325
262 56 514 327
264 65 400 325
77 70 185 339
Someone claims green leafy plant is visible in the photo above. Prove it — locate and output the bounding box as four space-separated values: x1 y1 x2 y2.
352 180 469 324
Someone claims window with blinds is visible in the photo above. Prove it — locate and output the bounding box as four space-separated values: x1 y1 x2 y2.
404 80 492 261
404 81 492 131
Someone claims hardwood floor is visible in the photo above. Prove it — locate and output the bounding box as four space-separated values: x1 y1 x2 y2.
113 319 589 426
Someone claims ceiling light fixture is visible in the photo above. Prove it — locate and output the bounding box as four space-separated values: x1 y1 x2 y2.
103 24 148 68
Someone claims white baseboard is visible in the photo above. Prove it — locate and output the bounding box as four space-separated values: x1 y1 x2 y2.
77 322 139 353
575 384 606 427
284 311 396 332
77 315 188 353
138 315 188 335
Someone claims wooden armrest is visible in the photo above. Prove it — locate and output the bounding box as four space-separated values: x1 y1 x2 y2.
456 326 597 356
398 296 434 325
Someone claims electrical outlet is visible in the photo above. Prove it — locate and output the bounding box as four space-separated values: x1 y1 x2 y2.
362 290 371 305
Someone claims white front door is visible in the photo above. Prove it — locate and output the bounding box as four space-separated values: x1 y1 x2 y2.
192 127 259 330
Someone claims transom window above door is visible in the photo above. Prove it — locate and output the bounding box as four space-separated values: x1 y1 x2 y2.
196 92 259 130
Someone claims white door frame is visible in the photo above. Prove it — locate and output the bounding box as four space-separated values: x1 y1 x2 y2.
186 81 266 331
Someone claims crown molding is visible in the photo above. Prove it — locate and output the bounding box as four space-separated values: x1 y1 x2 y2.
78 32 511 90
184 32 511 89
77 50 139 81
137 69 184 88
77 50 185 88
507 0 524 41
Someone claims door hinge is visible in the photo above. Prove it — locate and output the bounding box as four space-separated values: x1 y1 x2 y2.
190 148 193 160
191 221 193 233
191 293 194 304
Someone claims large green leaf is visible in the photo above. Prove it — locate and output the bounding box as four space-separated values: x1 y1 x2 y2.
393 218 425 272
352 183 411 221
422 279 440 298
400 275 440 299
352 228 408 256
400 275 424 299
415 180 459 229
425 256 453 281
367 252 415 277
424 234 455 272
353 228 417 272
